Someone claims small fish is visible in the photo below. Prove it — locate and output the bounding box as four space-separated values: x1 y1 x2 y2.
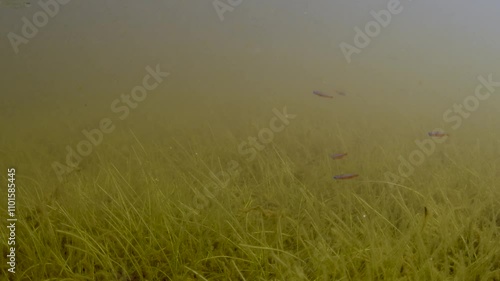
330 152 348 159
333 173 359 180
428 131 449 137
312 90 333 98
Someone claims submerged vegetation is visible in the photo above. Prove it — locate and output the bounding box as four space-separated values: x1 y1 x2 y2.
1 98 499 280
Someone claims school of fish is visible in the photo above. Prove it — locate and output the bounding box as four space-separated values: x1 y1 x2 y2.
312 90 448 181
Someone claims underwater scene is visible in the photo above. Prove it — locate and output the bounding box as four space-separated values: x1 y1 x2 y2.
1 0 500 280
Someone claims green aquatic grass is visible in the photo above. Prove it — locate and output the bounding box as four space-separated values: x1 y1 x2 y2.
1 104 500 280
